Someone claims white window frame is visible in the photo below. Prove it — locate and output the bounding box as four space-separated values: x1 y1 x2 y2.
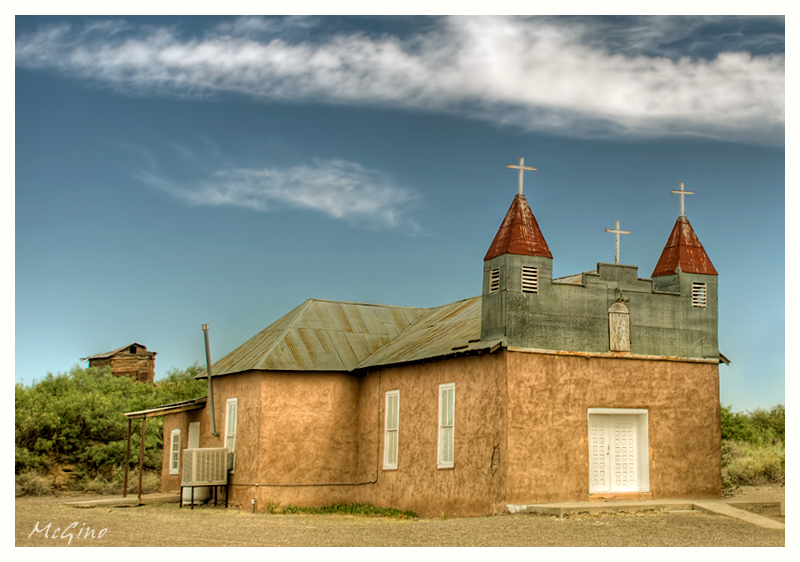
384 390 400 470
225 398 238 471
169 429 181 475
437 383 455 469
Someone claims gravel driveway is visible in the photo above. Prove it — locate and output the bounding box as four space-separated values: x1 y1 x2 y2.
16 487 784 547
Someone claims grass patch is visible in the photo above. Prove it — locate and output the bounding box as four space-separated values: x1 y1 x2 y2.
266 501 416 519
722 439 784 487
15 470 54 497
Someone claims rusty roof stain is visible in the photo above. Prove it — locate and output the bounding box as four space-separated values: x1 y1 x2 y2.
484 194 552 261
652 216 717 277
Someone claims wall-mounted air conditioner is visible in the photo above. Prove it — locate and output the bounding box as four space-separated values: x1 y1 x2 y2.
182 448 229 487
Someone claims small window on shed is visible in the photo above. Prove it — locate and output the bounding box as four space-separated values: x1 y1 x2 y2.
489 268 500 294
129 346 138 354
521 266 539 294
692 282 707 308
169 429 181 475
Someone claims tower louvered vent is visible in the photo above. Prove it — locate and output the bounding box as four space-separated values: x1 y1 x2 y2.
692 282 707 308
521 266 539 294
489 268 500 294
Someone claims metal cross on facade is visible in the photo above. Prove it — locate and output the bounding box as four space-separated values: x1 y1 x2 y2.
604 220 631 265
506 157 537 195
670 181 694 217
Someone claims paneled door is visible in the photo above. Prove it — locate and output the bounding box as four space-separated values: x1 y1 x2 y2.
588 414 643 493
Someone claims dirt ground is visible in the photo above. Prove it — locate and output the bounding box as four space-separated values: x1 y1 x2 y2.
16 486 784 547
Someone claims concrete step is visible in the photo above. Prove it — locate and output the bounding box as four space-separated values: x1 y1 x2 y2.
63 493 180 509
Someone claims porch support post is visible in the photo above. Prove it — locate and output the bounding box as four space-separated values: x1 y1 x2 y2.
123 417 132 497
138 416 147 503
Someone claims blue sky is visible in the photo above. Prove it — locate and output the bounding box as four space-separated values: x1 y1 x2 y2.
14 15 785 412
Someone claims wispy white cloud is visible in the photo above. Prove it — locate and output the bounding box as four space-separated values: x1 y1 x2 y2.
16 16 784 145
139 158 420 232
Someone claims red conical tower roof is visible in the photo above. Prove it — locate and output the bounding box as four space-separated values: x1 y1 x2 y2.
484 194 552 261
651 216 717 277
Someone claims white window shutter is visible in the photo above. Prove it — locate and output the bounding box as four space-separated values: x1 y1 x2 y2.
438 384 455 468
384 391 400 469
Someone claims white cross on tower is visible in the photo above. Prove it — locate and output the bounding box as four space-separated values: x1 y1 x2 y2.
670 181 694 217
604 220 631 265
506 157 537 195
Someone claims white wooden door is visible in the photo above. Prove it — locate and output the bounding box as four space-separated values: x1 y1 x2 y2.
188 422 200 449
589 414 640 493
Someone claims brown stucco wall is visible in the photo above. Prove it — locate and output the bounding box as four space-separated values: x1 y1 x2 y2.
355 353 508 518
505 350 721 504
161 349 720 515
249 372 363 509
160 372 262 503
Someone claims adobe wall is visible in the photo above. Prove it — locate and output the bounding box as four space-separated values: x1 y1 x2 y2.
159 372 262 503
160 410 197 493
505 350 721 504
249 372 362 510
355 353 508 518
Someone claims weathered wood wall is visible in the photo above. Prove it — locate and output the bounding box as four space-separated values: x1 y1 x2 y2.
90 349 155 384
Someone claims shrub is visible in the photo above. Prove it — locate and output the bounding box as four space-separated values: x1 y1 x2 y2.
16 470 54 497
15 363 204 495
722 440 785 486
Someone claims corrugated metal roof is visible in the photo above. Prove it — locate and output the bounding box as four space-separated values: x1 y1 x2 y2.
652 216 718 277
81 342 150 361
552 272 590 285
124 396 207 419
204 299 429 376
484 194 552 261
357 297 500 369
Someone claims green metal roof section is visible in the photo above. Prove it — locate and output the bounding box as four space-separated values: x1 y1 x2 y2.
206 299 430 376
358 296 500 370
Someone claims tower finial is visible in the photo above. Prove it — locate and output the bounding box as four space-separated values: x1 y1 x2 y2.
506 157 537 195
604 220 631 265
670 181 694 217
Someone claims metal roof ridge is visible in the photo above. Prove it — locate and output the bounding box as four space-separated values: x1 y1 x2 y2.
254 299 314 369
305 297 430 310
197 301 312 379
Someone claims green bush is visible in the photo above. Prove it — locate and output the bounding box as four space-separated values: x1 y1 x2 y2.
720 403 785 489
722 440 784 486
721 403 784 445
15 363 206 494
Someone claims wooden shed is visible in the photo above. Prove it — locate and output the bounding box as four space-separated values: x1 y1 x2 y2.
82 343 156 384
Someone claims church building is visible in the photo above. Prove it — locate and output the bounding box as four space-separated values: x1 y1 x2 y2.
159 160 724 517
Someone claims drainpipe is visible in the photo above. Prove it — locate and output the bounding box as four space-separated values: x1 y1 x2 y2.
202 324 219 437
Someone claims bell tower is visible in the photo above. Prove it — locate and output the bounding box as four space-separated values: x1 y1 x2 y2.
651 182 719 358
481 158 553 342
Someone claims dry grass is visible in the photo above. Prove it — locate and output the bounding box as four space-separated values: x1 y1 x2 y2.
16 491 784 547
723 440 785 486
